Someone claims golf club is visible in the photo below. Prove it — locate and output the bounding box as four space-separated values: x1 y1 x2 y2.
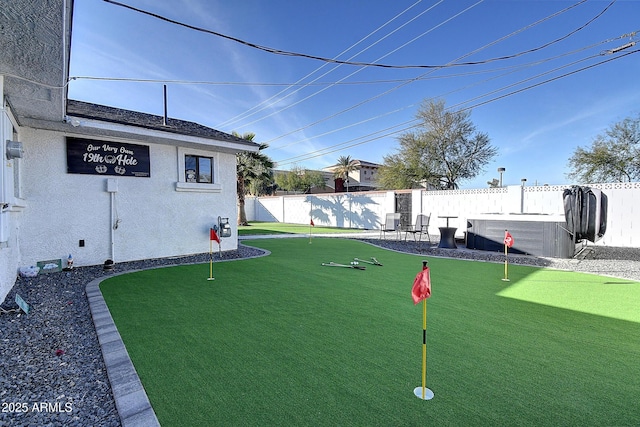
354 257 383 266
321 261 366 270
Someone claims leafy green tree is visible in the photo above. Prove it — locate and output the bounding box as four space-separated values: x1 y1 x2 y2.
332 155 358 192
275 166 326 194
567 114 640 183
246 171 275 197
379 99 497 190
234 132 274 226
378 152 424 190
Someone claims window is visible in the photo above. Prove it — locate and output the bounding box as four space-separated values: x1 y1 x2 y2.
185 155 213 183
176 147 221 193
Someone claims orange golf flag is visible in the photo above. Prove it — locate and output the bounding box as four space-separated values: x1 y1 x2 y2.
412 265 432 305
210 228 220 244
504 230 514 248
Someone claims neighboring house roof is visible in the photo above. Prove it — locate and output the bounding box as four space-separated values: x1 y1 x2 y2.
66 100 257 149
322 159 382 172
352 159 382 168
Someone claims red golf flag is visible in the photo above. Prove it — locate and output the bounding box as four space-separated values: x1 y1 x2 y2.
412 265 432 305
210 228 220 244
310 218 315 227
504 230 514 248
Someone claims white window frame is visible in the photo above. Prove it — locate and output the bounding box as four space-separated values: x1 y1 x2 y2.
176 147 222 193
1 106 25 209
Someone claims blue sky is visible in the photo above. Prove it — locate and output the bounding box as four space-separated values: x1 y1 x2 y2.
68 0 640 189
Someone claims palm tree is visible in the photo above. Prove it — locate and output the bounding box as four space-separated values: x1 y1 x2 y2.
234 132 273 226
333 155 358 192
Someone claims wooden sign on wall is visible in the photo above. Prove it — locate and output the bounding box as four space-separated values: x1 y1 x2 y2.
66 137 151 177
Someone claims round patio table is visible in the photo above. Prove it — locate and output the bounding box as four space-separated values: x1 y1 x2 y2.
438 216 458 249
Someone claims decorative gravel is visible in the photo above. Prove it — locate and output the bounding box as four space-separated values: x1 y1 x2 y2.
0 246 264 427
1 239 638 426
357 238 640 282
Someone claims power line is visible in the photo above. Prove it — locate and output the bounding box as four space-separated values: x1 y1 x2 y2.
96 0 606 144
263 0 605 147
457 48 639 112
268 34 625 153
103 0 603 70
450 52 607 111
273 49 638 167
94 0 623 168
69 31 634 90
275 119 419 167
235 0 483 133
215 0 435 129
68 75 451 87
270 104 417 153
2 72 70 89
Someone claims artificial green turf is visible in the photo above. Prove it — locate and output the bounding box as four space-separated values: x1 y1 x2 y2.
238 221 366 236
100 238 640 426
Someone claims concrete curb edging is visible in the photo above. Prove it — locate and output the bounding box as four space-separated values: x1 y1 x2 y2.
85 244 271 427
86 277 161 427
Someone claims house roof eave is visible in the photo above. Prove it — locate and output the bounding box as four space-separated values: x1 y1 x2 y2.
22 115 260 154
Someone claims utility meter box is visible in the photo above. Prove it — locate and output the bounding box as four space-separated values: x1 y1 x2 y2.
218 217 232 238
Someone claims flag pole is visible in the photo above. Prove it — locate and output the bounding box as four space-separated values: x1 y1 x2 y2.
309 213 314 244
309 200 313 244
421 298 427 399
413 260 434 400
502 229 510 282
503 242 508 280
207 228 216 281
208 236 215 281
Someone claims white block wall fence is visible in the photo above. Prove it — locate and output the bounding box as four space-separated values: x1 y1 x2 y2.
245 182 640 248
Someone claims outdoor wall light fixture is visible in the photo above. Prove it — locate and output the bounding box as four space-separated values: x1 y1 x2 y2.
6 140 23 159
497 167 506 187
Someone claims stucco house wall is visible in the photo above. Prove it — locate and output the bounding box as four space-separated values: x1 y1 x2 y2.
18 127 239 269
0 0 260 306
